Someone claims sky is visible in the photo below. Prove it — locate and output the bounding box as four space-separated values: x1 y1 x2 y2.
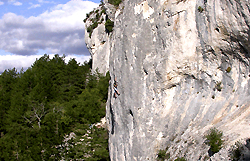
0 0 100 73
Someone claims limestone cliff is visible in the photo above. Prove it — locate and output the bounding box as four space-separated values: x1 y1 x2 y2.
85 0 250 160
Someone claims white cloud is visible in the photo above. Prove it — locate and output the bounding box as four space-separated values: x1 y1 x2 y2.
37 0 51 4
0 55 41 73
0 54 91 73
13 1 22 6
6 0 22 6
0 0 99 56
29 0 53 9
28 3 41 9
0 2 4 5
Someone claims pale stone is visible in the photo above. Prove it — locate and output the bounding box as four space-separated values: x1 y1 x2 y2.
85 0 250 160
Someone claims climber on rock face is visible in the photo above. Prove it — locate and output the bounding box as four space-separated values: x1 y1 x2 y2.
114 77 120 98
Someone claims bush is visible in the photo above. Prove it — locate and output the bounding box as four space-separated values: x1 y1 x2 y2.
101 9 106 15
157 146 170 161
215 82 222 92
174 157 186 161
86 13 102 37
108 0 122 6
83 10 95 23
85 8 106 37
205 128 223 156
157 149 167 161
87 26 93 37
83 13 89 23
105 18 114 33
226 67 231 73
198 6 204 13
229 140 249 161
230 141 243 160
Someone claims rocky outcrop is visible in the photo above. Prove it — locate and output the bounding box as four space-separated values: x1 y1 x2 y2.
84 4 110 74
85 0 250 160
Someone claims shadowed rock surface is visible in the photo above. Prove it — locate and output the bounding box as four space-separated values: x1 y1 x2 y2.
85 0 250 160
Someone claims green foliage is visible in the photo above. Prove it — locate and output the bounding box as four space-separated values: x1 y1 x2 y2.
204 155 210 160
157 149 167 161
84 14 89 23
85 7 106 37
87 21 99 37
105 18 114 33
198 6 204 13
226 67 231 73
101 8 106 15
205 128 223 155
174 157 186 161
157 146 170 161
108 0 122 6
229 141 245 161
84 10 95 23
0 54 110 160
62 126 109 161
215 82 222 92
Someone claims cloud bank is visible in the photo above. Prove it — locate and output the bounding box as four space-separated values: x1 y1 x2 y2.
0 54 91 73
0 0 98 56
13 1 22 6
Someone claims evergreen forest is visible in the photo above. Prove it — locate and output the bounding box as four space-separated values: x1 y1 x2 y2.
0 54 110 160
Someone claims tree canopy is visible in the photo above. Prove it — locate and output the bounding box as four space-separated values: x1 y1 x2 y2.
0 54 110 160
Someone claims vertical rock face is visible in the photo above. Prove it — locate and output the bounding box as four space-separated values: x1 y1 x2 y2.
85 0 250 160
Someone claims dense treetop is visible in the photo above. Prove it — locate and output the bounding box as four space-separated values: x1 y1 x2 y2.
0 54 110 160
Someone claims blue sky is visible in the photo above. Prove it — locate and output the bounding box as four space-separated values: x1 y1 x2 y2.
0 0 100 73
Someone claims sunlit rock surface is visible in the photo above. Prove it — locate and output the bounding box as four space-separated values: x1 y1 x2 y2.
85 0 250 160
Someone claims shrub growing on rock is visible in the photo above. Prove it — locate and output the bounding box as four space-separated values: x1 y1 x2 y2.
198 6 204 13
87 21 98 37
215 82 222 91
226 67 231 73
157 146 170 161
174 157 186 161
229 139 250 161
205 128 223 156
229 141 244 161
157 149 167 161
108 0 122 6
105 18 114 33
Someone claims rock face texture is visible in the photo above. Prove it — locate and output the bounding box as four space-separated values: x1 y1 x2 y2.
85 0 250 160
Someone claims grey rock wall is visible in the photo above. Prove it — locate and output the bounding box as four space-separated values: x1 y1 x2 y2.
85 0 250 160
85 5 110 74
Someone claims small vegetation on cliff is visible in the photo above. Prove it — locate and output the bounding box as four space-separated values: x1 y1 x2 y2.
229 139 250 161
205 128 223 156
84 2 115 37
226 67 231 73
174 157 186 161
108 0 122 6
86 11 105 37
215 82 222 92
229 141 245 161
157 146 170 161
198 6 204 13
84 4 106 37
105 18 114 33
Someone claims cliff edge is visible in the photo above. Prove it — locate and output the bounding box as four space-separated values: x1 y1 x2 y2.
85 0 250 160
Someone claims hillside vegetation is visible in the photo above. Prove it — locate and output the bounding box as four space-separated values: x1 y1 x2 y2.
0 54 110 160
